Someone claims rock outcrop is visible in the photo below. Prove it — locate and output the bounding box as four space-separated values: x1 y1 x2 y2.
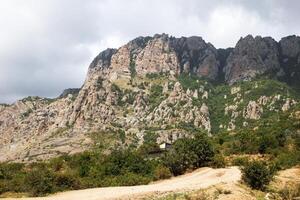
171 36 220 79
225 35 281 84
279 35 300 86
1 33 300 162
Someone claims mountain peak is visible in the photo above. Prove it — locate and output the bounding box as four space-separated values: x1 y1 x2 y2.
1 33 300 162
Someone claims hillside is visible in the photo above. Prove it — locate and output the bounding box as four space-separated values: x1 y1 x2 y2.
0 34 300 162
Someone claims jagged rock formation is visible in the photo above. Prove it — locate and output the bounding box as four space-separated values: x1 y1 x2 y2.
0 33 300 162
279 35 300 87
225 35 281 84
170 36 219 79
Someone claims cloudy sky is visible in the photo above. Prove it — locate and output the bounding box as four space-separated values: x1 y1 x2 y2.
0 0 299 103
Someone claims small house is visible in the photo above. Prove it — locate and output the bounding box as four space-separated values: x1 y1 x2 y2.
159 142 172 150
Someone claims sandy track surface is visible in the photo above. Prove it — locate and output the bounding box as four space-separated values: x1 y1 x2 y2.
6 167 241 200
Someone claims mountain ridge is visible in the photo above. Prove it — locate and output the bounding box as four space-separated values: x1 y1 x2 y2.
77 33 300 89
0 33 300 162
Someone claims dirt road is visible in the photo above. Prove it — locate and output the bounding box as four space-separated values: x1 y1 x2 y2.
6 167 241 200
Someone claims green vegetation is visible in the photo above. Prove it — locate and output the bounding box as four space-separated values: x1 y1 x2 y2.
0 132 215 197
146 72 167 79
163 133 214 175
177 73 210 91
241 161 276 190
0 150 156 196
149 84 164 110
1 76 300 196
129 56 136 78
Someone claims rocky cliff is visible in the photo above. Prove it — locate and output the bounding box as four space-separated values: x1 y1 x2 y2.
0 33 300 162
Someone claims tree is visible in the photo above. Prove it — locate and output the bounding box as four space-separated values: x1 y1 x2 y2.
164 133 214 175
242 161 275 190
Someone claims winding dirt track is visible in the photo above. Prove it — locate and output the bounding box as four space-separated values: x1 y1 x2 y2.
6 167 241 200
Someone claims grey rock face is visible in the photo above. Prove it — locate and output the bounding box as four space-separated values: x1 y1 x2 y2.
224 35 280 84
89 48 117 69
279 35 300 86
88 34 300 84
171 36 220 79
217 48 233 81
58 88 80 99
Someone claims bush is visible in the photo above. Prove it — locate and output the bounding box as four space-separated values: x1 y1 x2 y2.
258 134 279 154
25 168 55 196
211 154 226 168
154 165 172 180
138 142 161 155
114 173 151 186
241 161 275 190
54 173 79 191
0 163 24 180
164 133 214 175
0 148 171 196
231 157 248 166
274 151 300 170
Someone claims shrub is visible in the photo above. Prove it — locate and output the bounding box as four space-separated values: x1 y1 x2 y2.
115 172 151 186
163 148 190 176
25 168 55 196
232 157 248 166
154 165 172 180
274 151 300 170
241 161 275 190
138 142 161 155
104 150 152 176
258 134 279 154
192 134 215 167
54 173 79 191
0 163 24 180
0 181 8 194
164 133 214 175
211 154 226 168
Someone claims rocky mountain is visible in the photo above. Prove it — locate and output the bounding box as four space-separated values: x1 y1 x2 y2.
1 33 300 162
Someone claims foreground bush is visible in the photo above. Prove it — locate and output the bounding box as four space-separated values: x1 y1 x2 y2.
0 149 161 197
164 133 214 175
211 154 226 168
242 161 276 190
25 167 55 196
154 165 172 180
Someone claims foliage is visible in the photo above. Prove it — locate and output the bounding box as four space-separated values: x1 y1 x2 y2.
129 56 136 78
241 161 276 190
0 148 161 197
149 84 164 109
2 78 300 196
164 134 214 175
25 167 55 196
154 165 172 180
231 157 248 166
146 72 164 79
211 154 226 168
177 73 209 91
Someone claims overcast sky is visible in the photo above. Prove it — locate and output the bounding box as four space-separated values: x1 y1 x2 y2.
0 0 299 103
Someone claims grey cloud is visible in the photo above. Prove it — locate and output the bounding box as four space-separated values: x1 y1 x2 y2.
0 0 299 103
